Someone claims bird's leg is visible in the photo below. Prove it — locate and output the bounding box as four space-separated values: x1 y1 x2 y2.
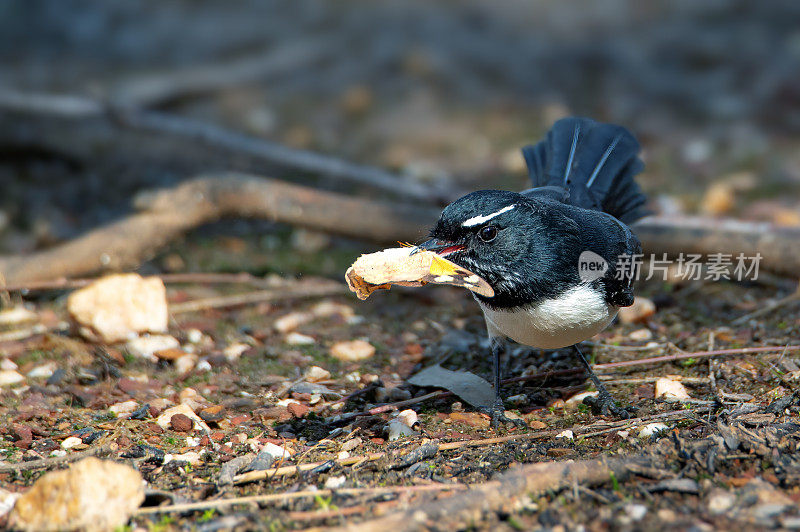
573 344 632 419
483 338 526 430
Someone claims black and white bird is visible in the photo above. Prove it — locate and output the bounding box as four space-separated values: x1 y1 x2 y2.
417 117 648 427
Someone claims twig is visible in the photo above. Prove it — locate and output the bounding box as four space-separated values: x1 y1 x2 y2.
134 483 467 515
0 444 113 473
0 90 452 203
110 37 336 108
232 408 703 485
0 174 438 284
332 455 654 532
732 284 800 325
169 282 347 314
0 272 275 293
594 345 800 371
0 323 69 343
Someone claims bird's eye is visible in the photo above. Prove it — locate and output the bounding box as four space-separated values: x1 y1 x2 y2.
478 225 498 242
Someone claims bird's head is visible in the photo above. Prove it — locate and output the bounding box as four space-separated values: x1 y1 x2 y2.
418 190 579 308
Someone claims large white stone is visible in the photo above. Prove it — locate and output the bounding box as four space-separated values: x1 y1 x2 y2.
67 273 168 343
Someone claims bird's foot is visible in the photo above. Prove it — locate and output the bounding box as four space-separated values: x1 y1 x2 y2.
584 388 634 419
482 399 527 430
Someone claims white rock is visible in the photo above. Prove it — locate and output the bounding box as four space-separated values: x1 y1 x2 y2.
125 334 179 361
639 422 669 438
27 363 56 379
311 301 354 318
387 420 417 441
0 370 24 387
565 391 599 408
156 404 211 434
623 503 648 522
186 328 204 344
0 487 20 520
330 340 375 362
304 365 331 382
174 354 198 375
273 311 313 333
223 343 249 361
49 450 67 458
109 400 139 416
67 273 168 343
164 451 202 466
507 394 528 406
196 359 212 372
396 409 418 427
707 490 736 515
655 378 691 401
61 436 83 449
556 429 574 440
285 332 316 346
0 359 17 371
628 328 653 341
618 297 656 324
259 442 293 461
186 436 201 447
324 475 346 489
0 306 37 326
8 458 144 532
617 430 630 439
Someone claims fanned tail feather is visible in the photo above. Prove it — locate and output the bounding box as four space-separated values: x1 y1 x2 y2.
521 117 648 224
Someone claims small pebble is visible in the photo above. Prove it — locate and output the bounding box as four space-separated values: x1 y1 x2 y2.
27 363 56 379
0 370 24 387
341 437 362 452
304 366 331 382
707 489 736 514
565 391 599 408
170 414 194 432
324 475 346 489
396 409 418 427
175 354 198 375
125 334 180 361
285 332 316 346
618 297 656 324
330 340 375 362
186 329 204 344
655 378 690 401
628 328 653 341
556 429 574 440
387 420 418 440
196 359 212 372
639 422 669 438
109 401 139 416
0 359 17 371
61 437 83 449
223 343 249 361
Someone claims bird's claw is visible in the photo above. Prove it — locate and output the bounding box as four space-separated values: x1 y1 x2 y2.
584 391 634 419
482 399 527 430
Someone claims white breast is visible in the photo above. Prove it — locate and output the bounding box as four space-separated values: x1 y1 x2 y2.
479 284 617 349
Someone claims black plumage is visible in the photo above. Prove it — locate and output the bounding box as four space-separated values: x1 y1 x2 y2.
419 117 649 425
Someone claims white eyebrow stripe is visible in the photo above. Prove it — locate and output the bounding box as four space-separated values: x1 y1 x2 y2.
462 204 516 227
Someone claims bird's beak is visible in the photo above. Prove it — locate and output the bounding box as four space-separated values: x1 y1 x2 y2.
413 239 464 257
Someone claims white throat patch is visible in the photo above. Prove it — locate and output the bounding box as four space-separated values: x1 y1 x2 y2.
462 204 516 227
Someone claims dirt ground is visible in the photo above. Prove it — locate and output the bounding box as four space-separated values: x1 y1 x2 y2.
1 1 799 530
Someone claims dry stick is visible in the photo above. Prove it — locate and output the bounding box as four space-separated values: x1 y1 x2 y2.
169 282 347 314
594 345 800 371
110 37 336 108
134 483 467 516
333 456 653 532
232 407 702 485
0 272 275 293
0 444 113 473
0 174 437 285
732 284 800 325
0 90 450 203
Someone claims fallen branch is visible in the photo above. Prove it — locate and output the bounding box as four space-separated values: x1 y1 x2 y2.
334 455 653 532
0 444 113 473
0 90 451 202
0 174 436 285
232 407 703 485
0 272 277 293
169 282 347 314
134 483 466 515
594 345 800 371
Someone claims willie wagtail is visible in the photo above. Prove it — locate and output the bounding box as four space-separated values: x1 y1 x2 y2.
417 117 647 427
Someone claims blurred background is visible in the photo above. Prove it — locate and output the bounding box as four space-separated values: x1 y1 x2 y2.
1 0 799 273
